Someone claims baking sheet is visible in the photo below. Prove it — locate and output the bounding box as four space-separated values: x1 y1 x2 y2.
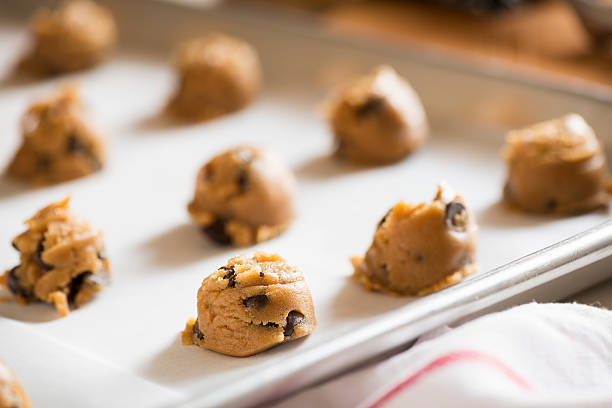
1 1 612 407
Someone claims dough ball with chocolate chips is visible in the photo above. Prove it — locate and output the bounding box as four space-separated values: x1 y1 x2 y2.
503 114 611 214
325 65 428 164
0 197 110 317
167 33 262 121
0 359 32 408
181 252 316 357
6 85 106 185
351 183 478 296
187 146 296 246
19 0 117 75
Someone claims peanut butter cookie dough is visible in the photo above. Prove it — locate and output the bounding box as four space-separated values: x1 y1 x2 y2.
167 33 262 120
325 65 428 164
182 252 316 357
0 360 32 408
352 183 478 296
187 146 296 246
1 197 110 317
503 114 611 214
7 86 106 186
19 0 117 76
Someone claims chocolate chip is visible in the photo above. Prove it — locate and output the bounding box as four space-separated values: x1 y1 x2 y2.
283 311 304 337
355 96 385 117
414 254 424 262
259 271 264 278
243 294 269 308
36 156 51 173
377 208 393 229
237 170 249 194
11 240 18 251
220 266 236 288
445 200 468 231
66 132 88 154
261 322 279 328
67 271 93 305
193 318 205 340
6 265 29 298
546 199 558 211
202 219 232 245
34 239 53 271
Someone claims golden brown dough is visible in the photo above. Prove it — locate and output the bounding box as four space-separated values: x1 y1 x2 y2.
1 197 110 317
187 146 296 246
168 33 262 120
182 252 316 357
503 114 611 214
325 65 428 164
6 85 106 186
351 183 478 296
19 0 117 75
0 360 32 408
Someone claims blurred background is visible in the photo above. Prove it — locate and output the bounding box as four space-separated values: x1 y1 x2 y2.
222 0 612 91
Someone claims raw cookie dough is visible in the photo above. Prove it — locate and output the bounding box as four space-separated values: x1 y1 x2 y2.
187 146 296 246
7 85 106 185
0 197 110 317
182 252 316 357
351 183 478 296
167 33 262 120
0 360 32 408
325 65 428 164
19 0 117 75
503 114 611 214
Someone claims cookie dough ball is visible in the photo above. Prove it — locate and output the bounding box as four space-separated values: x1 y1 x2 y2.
0 197 110 317
19 0 117 75
503 114 611 214
0 360 32 408
187 146 296 246
351 183 478 296
7 85 105 185
168 33 262 120
182 252 316 357
325 65 428 164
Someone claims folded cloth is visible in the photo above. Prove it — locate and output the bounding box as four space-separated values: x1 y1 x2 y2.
273 303 612 408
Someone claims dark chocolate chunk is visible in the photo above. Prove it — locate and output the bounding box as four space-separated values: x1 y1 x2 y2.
193 318 205 340
546 199 558 211
414 254 424 262
243 294 269 308
355 96 385 117
34 239 53 271
237 170 249 194
36 156 51 173
202 219 232 245
66 132 88 154
6 265 29 298
259 271 264 278
67 271 93 305
377 208 393 229
283 311 304 337
445 200 467 231
221 266 237 288
261 322 279 328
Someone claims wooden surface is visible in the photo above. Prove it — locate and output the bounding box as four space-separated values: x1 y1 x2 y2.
320 0 612 92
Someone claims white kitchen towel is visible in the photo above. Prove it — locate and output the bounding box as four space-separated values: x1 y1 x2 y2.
273 303 612 408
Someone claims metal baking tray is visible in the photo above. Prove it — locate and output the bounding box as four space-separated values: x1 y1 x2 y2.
1 1 612 407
